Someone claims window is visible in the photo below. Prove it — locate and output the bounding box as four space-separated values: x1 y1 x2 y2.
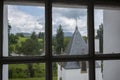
1 0 120 80
81 61 87 73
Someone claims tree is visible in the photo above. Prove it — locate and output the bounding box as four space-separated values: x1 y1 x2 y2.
96 23 103 53
16 32 40 55
38 32 44 39
82 36 88 43
55 25 64 54
8 23 11 35
31 31 37 40
8 24 18 55
16 33 24 37
96 23 103 73
16 31 41 77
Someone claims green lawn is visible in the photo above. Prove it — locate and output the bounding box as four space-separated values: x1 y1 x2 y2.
9 77 44 80
9 77 57 80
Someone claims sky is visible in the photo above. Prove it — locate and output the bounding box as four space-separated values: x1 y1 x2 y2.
8 5 103 36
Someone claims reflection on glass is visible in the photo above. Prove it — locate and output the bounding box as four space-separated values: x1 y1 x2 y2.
95 8 120 54
96 60 120 80
3 63 45 80
52 7 88 56
95 61 103 80
53 61 89 80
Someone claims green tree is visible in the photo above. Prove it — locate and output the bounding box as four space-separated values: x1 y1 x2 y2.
31 31 37 40
8 23 11 35
38 32 44 39
96 23 103 73
9 34 18 44
64 37 70 49
55 25 64 54
38 32 44 53
82 36 88 43
96 23 103 53
8 24 18 55
16 32 40 55
16 32 41 77
16 33 24 37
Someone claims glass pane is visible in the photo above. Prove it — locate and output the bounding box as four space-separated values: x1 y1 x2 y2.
3 63 45 80
3 4 45 56
52 61 89 80
96 60 120 80
94 7 120 54
52 6 88 56
95 61 103 80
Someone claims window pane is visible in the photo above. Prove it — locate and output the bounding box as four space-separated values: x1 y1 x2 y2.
3 63 45 80
96 60 120 80
94 7 120 54
95 61 103 80
52 6 88 56
52 61 89 80
3 4 45 56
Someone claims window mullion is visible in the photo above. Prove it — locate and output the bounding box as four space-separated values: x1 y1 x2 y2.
87 1 95 80
45 0 52 80
0 0 3 80
0 0 3 60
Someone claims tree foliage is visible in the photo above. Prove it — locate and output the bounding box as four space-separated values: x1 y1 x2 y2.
16 32 41 77
31 32 37 40
8 24 18 55
96 23 103 53
16 32 41 56
55 25 64 54
82 36 87 43
38 32 44 39
96 23 103 73
16 33 24 37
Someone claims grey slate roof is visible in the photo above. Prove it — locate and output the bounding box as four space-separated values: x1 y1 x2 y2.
64 26 88 55
60 27 101 69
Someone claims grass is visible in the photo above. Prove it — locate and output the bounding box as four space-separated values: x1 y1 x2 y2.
9 63 45 70
9 77 45 80
9 77 57 80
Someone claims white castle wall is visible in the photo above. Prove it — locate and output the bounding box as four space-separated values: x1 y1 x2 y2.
58 64 102 80
62 68 88 80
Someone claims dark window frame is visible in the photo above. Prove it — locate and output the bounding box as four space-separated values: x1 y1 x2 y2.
1 0 120 80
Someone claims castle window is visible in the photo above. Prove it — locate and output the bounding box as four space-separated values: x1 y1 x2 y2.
81 61 87 73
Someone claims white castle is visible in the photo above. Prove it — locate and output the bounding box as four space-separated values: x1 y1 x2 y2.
57 27 103 80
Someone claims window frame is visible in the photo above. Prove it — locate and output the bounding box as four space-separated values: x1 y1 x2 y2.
1 0 120 80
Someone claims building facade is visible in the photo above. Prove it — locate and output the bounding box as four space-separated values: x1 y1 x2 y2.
58 27 103 80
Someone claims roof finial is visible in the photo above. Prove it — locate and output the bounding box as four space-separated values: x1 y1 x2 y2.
76 18 78 30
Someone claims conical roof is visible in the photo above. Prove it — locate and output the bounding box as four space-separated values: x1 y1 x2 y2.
64 26 88 55
60 27 100 69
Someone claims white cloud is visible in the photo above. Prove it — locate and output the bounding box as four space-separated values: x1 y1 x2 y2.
8 5 44 34
52 7 88 36
94 10 103 36
52 7 103 36
8 5 103 36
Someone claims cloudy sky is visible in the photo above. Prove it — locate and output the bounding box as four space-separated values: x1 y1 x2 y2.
8 5 103 36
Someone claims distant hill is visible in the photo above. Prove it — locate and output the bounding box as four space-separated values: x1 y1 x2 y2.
64 32 73 37
53 32 73 37
20 32 73 37
23 33 31 37
17 32 31 38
